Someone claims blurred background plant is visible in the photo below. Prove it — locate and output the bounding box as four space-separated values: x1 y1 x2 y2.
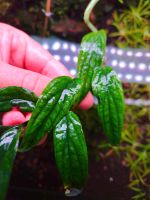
1 0 149 47
99 105 150 200
110 0 150 48
0 0 11 16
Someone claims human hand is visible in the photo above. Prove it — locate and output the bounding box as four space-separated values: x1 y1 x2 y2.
0 23 93 126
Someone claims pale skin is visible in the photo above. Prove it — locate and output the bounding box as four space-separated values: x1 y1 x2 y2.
0 23 93 126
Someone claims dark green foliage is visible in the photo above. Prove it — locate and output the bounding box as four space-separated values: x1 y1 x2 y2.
0 86 38 102
0 126 22 200
20 76 82 152
0 125 13 134
54 111 88 194
77 29 106 102
0 86 38 112
0 29 124 197
92 66 124 145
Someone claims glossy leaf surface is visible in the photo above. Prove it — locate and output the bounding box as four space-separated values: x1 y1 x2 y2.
54 111 88 196
92 66 124 145
20 76 82 152
0 86 38 112
0 126 22 200
77 29 106 102
0 125 13 134
0 86 38 102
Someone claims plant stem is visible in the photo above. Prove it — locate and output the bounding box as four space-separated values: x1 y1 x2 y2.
84 0 99 32
43 0 52 36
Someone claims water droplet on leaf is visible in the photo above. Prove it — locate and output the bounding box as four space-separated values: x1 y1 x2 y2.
65 188 82 197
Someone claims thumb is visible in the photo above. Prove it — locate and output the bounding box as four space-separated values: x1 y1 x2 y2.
0 61 51 96
2 107 26 126
2 108 47 145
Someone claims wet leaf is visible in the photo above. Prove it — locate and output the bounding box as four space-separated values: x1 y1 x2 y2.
54 111 88 196
0 126 22 200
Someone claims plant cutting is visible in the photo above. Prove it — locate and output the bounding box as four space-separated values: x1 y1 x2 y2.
0 0 125 199
0 30 124 198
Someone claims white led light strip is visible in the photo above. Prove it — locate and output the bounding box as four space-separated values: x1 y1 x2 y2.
125 99 150 106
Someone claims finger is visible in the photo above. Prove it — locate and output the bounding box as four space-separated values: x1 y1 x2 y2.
0 23 91 96
2 108 47 145
0 23 70 78
24 112 32 121
0 23 94 109
38 134 48 146
2 108 26 126
0 61 94 109
79 92 93 110
0 61 50 96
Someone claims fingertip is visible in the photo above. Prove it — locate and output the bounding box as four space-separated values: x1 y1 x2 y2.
24 112 32 121
2 110 26 126
38 134 48 146
78 92 94 110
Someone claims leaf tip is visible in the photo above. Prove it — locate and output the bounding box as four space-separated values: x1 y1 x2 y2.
65 187 82 197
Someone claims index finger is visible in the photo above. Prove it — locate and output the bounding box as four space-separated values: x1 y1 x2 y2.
0 23 70 78
0 23 94 110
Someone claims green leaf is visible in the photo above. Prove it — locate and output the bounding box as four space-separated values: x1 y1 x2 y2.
0 126 22 200
0 125 13 134
10 99 36 112
0 101 12 112
19 76 82 152
0 86 38 102
92 66 124 145
0 86 38 112
77 29 107 102
118 0 123 3
54 111 88 196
